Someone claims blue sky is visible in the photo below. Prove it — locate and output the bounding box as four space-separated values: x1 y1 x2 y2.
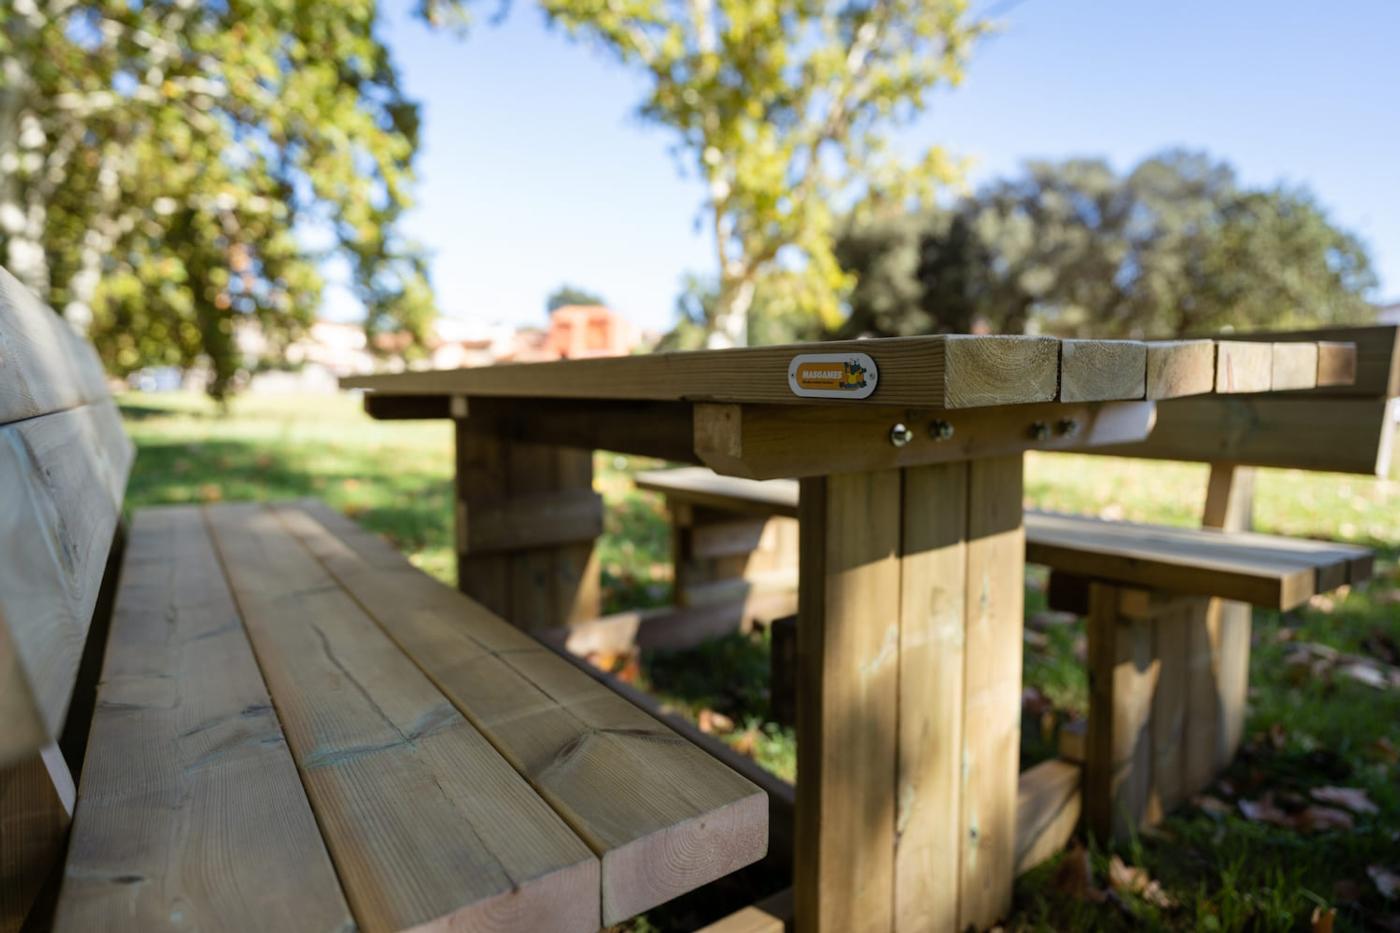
363 0 1400 332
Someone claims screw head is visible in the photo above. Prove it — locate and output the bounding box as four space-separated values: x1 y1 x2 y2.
929 419 955 441
1028 421 1050 442
1057 417 1079 437
890 423 914 448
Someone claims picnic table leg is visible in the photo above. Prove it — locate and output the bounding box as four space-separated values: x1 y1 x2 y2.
452 416 602 632
795 456 1023 933
1200 463 1254 773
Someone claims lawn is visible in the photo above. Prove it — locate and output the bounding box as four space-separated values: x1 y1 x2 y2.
119 391 1400 932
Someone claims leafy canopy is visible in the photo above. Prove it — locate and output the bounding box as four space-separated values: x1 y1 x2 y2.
837 150 1378 339
546 283 607 311
542 0 987 346
1 0 464 398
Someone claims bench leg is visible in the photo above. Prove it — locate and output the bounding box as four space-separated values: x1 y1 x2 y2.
0 745 73 933
453 421 602 632
1201 463 1254 769
672 504 798 620
795 456 1023 933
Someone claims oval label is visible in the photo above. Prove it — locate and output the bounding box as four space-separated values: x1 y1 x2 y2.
787 352 879 399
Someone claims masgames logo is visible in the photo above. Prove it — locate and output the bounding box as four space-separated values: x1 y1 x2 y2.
787 352 879 399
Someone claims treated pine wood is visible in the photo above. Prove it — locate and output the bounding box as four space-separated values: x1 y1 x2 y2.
276 503 768 924
0 267 110 426
1 745 73 933
795 471 902 933
1214 341 1273 393
454 422 512 619
698 888 794 933
894 462 967 933
1147 597 1190 823
1316 341 1359 387
1270 342 1319 391
1059 339 1147 402
1201 463 1254 772
1024 510 1371 610
0 402 132 768
1084 583 1159 843
959 455 1024 931
1094 395 1397 475
1144 340 1216 399
539 590 798 658
1182 599 1222 796
458 487 604 554
1013 759 1082 876
694 399 1157 480
348 335 1062 410
204 503 600 933
636 468 800 519
1224 324 1397 397
53 506 353 933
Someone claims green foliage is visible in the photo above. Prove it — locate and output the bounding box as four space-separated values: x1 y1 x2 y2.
838 150 1379 338
540 0 987 346
546 282 607 311
1 0 459 399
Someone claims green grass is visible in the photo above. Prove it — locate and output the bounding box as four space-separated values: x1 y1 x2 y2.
119 392 1400 932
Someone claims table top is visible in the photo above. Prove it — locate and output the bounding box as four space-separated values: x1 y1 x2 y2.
344 334 1356 410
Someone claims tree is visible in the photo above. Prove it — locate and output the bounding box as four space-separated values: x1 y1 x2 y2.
838 150 1378 339
546 283 607 311
542 0 987 347
1 0 464 399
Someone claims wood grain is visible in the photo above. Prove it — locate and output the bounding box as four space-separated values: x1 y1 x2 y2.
1200 463 1255 773
1214 342 1273 393
1315 341 1359 387
1223 325 1395 397
54 506 352 933
895 462 967 933
0 267 110 426
1270 342 1319 391
348 335 1063 410
1059 339 1147 402
1144 340 1216 399
958 455 1024 931
1013 759 1081 876
2 745 72 933
204 503 600 933
796 471 902 933
0 402 132 767
277 503 768 925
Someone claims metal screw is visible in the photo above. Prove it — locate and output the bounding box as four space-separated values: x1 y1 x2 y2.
890 423 914 447
1028 421 1050 441
929 419 955 441
1056 418 1079 437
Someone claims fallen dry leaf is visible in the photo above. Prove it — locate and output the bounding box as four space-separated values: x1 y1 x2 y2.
1338 661 1389 690
1053 843 1106 903
1309 593 1337 613
1311 905 1336 933
1370 864 1400 900
730 727 760 757
1239 796 1293 828
1194 795 1232 819
1295 806 1354 833
697 708 735 735
1107 856 1176 909
1370 736 1399 765
1311 786 1379 815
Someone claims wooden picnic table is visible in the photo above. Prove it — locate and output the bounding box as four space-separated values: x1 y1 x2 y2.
345 333 1355 933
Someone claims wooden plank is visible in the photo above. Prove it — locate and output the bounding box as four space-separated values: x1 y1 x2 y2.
636 468 800 519
54 506 352 933
1059 339 1147 402
1223 325 1397 396
347 335 1062 410
691 516 771 559
539 591 798 658
204 503 601 933
1182 599 1222 797
894 462 967 933
699 888 793 933
2 745 73 933
796 471 902 933
1214 341 1273 393
458 488 603 554
1145 340 1216 399
0 403 131 767
276 503 768 924
1092 395 1397 476
0 267 110 426
1316 341 1359 387
1014 760 1081 876
1148 598 1190 822
1026 510 1366 610
1084 584 1158 843
1201 463 1254 772
695 400 1157 480
958 455 1024 930
1271 342 1319 391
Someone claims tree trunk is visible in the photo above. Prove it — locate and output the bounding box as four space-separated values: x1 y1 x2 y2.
706 276 754 349
0 24 49 296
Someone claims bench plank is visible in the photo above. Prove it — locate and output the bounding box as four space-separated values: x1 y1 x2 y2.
0 268 110 426
204 503 600 933
0 402 133 767
1059 339 1147 402
54 506 353 933
1144 340 1216 400
275 502 768 925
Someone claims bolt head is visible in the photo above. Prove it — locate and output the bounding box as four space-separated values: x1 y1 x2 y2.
929 419 955 441
1029 421 1050 441
1057 417 1079 437
890 423 914 447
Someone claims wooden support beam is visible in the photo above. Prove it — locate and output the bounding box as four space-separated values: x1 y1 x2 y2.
699 888 794 933
536 591 798 658
457 488 603 555
1014 759 1082 876
1200 463 1255 774
696 400 1156 480
1 745 73 933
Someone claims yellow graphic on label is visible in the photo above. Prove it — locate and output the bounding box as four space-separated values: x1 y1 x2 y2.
787 352 879 399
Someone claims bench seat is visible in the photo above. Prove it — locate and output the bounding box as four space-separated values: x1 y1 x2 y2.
57 502 767 932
